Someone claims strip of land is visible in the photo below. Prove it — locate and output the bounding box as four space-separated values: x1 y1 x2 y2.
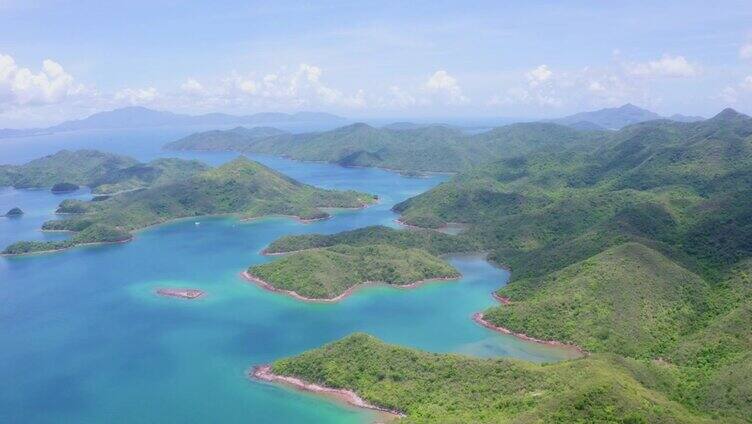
156 288 204 299
251 365 404 419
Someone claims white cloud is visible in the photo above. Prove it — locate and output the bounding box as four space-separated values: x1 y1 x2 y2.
114 87 158 104
629 55 698 78
588 81 606 93
719 86 738 104
526 65 553 86
172 63 367 110
180 78 205 95
740 42 752 60
492 64 562 108
0 53 85 108
382 85 417 108
742 76 752 91
424 70 467 104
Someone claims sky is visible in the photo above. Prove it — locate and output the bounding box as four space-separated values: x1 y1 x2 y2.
1 0 752 127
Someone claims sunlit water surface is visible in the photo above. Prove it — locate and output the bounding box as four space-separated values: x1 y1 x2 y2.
0 129 578 423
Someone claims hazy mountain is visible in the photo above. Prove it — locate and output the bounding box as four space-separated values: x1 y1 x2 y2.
380 122 460 131
668 113 706 122
0 107 347 139
166 121 603 173
549 103 662 129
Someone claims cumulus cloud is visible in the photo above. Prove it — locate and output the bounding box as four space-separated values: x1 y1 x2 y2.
742 76 752 91
0 53 85 109
492 64 562 108
526 65 553 86
114 87 158 104
740 42 752 60
423 70 467 104
179 64 367 110
180 78 205 95
628 55 698 78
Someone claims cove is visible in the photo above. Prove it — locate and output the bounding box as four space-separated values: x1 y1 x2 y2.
0 129 579 423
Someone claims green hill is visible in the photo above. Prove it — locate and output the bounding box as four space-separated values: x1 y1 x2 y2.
266 333 711 423
3 157 374 255
485 243 710 358
248 244 459 300
164 122 602 172
0 149 138 189
263 225 471 256
0 149 209 194
163 126 287 151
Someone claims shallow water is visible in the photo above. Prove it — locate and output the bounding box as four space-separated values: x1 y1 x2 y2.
0 129 578 423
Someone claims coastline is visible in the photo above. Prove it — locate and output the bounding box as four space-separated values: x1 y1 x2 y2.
250 365 404 420
1 236 133 257
241 270 460 303
5 201 377 257
472 312 586 357
393 218 469 235
155 288 204 299
492 292 511 305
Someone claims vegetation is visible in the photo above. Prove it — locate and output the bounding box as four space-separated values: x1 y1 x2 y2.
50 182 79 193
3 224 131 255
165 121 603 172
256 109 752 422
249 244 459 299
164 126 287 150
5 207 23 216
485 243 711 358
0 149 138 189
263 225 472 255
3 157 374 254
0 149 209 194
270 334 712 423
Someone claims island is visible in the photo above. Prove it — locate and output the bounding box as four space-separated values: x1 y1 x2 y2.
244 244 460 301
4 207 23 217
0 149 209 194
3 157 375 255
156 288 204 299
50 182 79 193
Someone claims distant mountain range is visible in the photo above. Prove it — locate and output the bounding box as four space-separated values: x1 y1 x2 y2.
0 107 348 139
547 103 705 130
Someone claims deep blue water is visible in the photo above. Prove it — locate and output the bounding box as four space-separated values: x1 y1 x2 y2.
0 129 578 423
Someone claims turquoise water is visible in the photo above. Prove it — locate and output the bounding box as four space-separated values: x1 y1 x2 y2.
0 130 578 423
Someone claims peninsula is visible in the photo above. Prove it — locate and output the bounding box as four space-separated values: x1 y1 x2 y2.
3 157 374 255
244 244 460 301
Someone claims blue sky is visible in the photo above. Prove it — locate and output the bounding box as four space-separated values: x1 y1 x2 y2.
1 0 752 127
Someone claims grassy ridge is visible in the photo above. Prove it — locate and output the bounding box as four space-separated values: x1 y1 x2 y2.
485 243 711 358
0 149 209 194
270 334 710 423
165 122 603 172
263 225 473 255
248 244 459 299
3 157 374 255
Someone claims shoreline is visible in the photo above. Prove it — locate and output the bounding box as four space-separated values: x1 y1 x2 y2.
5 201 377 257
241 270 460 303
492 292 511 305
1 236 133 257
472 312 586 356
250 365 404 420
155 288 205 299
165 147 458 177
